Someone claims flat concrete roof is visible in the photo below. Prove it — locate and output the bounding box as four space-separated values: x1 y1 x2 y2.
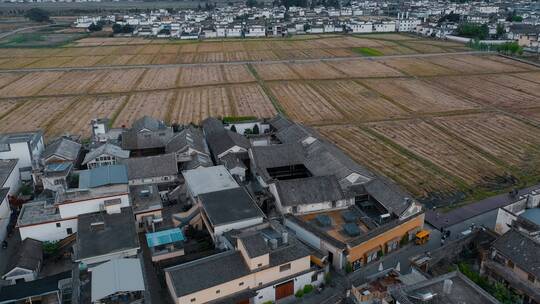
18 200 61 226
183 165 239 197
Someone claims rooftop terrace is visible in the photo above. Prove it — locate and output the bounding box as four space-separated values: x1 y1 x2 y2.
18 200 60 226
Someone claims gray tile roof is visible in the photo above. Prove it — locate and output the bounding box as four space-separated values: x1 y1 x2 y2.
119 153 178 180
42 137 81 162
276 176 345 207
251 143 306 179
0 159 18 187
364 178 411 216
199 187 265 226
131 116 167 132
78 165 128 189
165 250 251 297
183 165 239 197
268 114 294 131
206 130 250 159
130 184 163 214
82 143 130 165
0 187 8 202
7 238 42 272
220 153 247 170
492 229 540 279
121 127 174 151
202 117 226 136
76 207 139 262
165 126 208 155
239 232 269 258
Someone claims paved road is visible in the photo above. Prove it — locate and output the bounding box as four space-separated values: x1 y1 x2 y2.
0 24 55 40
0 51 490 74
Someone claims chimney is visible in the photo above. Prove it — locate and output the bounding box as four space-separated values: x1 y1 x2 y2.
104 198 122 214
281 231 288 244
269 238 278 250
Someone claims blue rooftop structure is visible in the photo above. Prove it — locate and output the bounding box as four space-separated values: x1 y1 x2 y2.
78 164 128 189
45 162 71 172
521 208 540 226
146 228 185 248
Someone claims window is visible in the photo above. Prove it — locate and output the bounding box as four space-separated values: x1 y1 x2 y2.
239 282 244 286
311 273 318 282
216 290 220 294
66 228 73 234
257 263 262 267
259 296 263 299
54 179 63 185
56 223 61 228
190 298 196 303
528 273 535 283
279 263 291 272
259 282 263 286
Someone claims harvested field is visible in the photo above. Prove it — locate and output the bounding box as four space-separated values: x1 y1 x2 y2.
170 86 231 124
0 100 21 118
0 71 64 98
360 78 479 113
453 55 531 73
89 69 145 93
309 80 406 121
252 63 300 81
136 67 180 90
47 95 127 137
25 57 74 69
288 61 345 79
93 55 134 66
127 54 154 65
512 72 540 84
61 56 105 68
369 119 505 185
326 60 403 78
378 57 454 76
426 75 540 109
178 65 224 87
317 125 458 196
114 91 175 127
222 65 256 83
0 96 77 133
228 84 276 118
400 41 447 53
360 33 414 40
39 70 102 95
514 107 540 124
421 55 490 74
0 73 22 88
151 54 178 65
0 58 40 69
268 82 344 123
432 113 540 168
482 74 540 97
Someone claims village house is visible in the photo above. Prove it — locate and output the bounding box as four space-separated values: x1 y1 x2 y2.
82 143 130 169
202 118 250 162
130 183 163 231
164 221 325 304
0 131 44 171
120 153 179 186
0 188 10 242
17 168 130 242
121 116 175 157
165 126 212 171
41 136 82 166
1 238 43 285
74 207 139 268
182 165 239 203
0 158 21 196
89 258 146 303
145 228 186 262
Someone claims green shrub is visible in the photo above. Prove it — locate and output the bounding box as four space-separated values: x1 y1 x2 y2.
377 250 384 258
345 262 353 273
303 284 314 294
261 301 273 304
324 272 332 284
222 116 257 124
400 234 409 246
295 289 304 298
43 241 59 255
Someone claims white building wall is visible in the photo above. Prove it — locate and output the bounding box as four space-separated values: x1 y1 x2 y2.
217 146 247 160
214 217 264 239
81 247 139 267
2 268 37 284
128 175 177 186
0 143 31 169
2 161 21 196
252 270 322 304
19 218 78 242
58 193 129 219
284 218 321 250
0 196 10 242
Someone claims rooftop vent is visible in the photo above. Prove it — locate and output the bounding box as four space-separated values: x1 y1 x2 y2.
343 223 361 237
90 221 105 231
316 215 332 227
341 211 358 223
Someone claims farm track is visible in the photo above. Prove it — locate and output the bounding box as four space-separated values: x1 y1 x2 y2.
0 51 488 73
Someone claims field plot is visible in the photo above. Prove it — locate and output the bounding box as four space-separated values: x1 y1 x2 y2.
170 86 231 124
482 74 540 97
421 55 491 74
309 80 406 121
0 73 22 88
360 78 479 113
248 50 280 61
25 57 74 69
268 82 344 123
61 56 105 68
426 75 540 109
400 41 448 53
359 33 414 40
317 125 458 196
287 61 345 79
228 84 276 118
0 71 64 97
39 70 103 95
252 63 300 81
0 96 77 133
196 52 225 63
453 55 531 73
89 69 145 93
326 60 403 78
432 113 540 168
47 95 127 137
377 57 454 76
369 119 505 185
114 91 175 127
222 65 255 83
151 54 177 65
0 57 40 69
512 72 540 84
0 100 22 118
178 66 224 87
514 108 540 124
136 67 180 90
93 55 134 66
127 54 154 65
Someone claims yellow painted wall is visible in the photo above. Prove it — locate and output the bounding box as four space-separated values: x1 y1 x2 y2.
347 213 424 263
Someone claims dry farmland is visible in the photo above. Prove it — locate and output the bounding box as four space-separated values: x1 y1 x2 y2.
1 33 540 205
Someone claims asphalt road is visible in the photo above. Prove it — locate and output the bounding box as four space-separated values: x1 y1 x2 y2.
0 51 490 74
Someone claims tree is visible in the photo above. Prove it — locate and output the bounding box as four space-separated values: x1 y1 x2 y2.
88 22 102 32
252 124 260 134
24 8 50 23
495 23 505 39
246 0 258 7
456 22 489 40
112 23 123 33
